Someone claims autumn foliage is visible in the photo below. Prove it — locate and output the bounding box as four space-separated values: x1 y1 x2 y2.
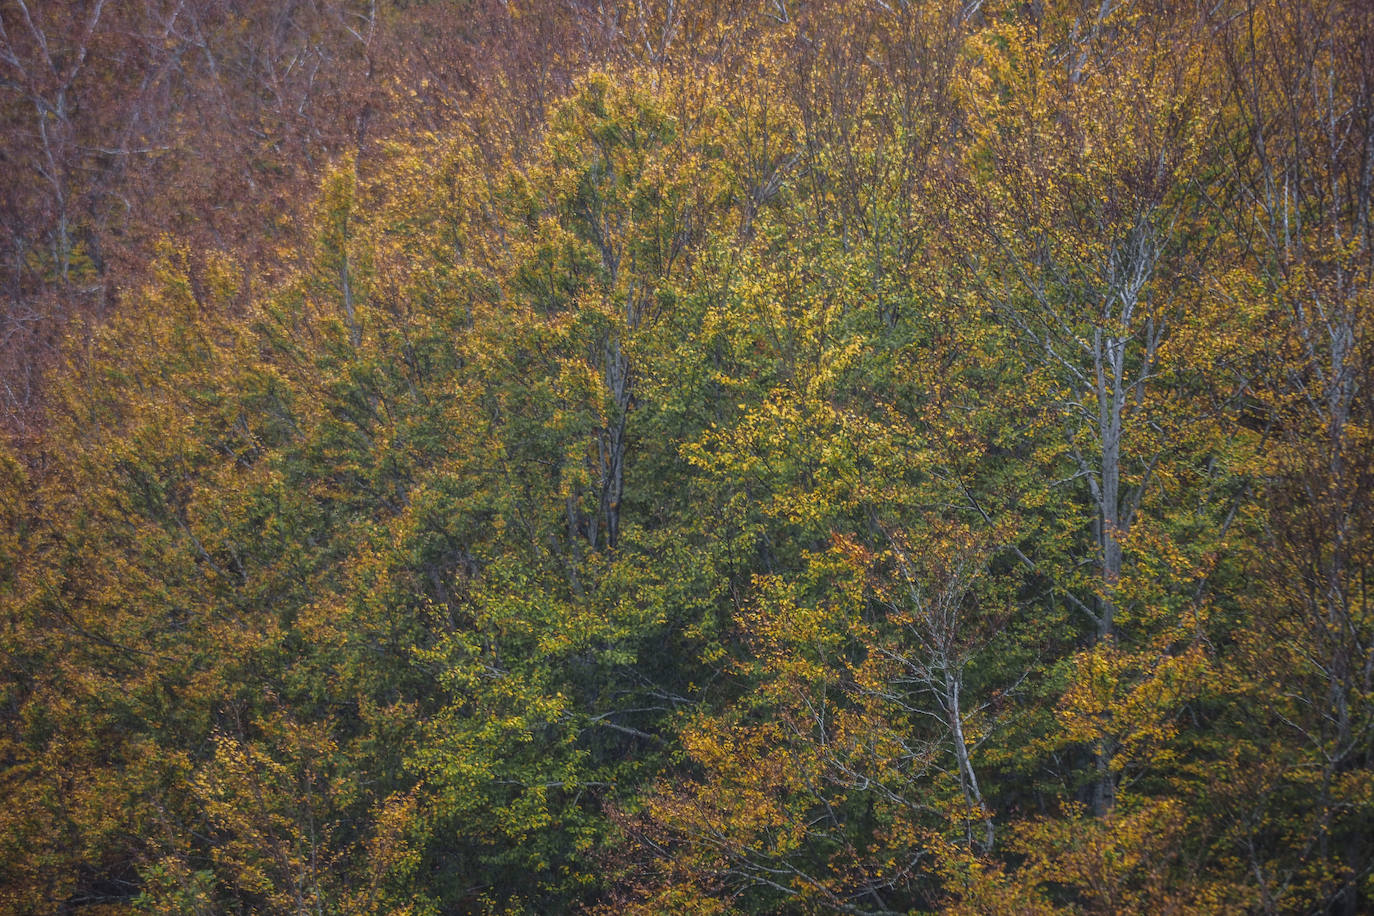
1 0 1372 913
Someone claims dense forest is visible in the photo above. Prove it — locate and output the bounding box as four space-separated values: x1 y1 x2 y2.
1 0 1372 913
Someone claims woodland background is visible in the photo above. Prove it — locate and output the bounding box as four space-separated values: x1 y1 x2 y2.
1 0 1371 913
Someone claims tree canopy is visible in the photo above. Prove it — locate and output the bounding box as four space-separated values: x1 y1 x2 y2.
2 1 1372 913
